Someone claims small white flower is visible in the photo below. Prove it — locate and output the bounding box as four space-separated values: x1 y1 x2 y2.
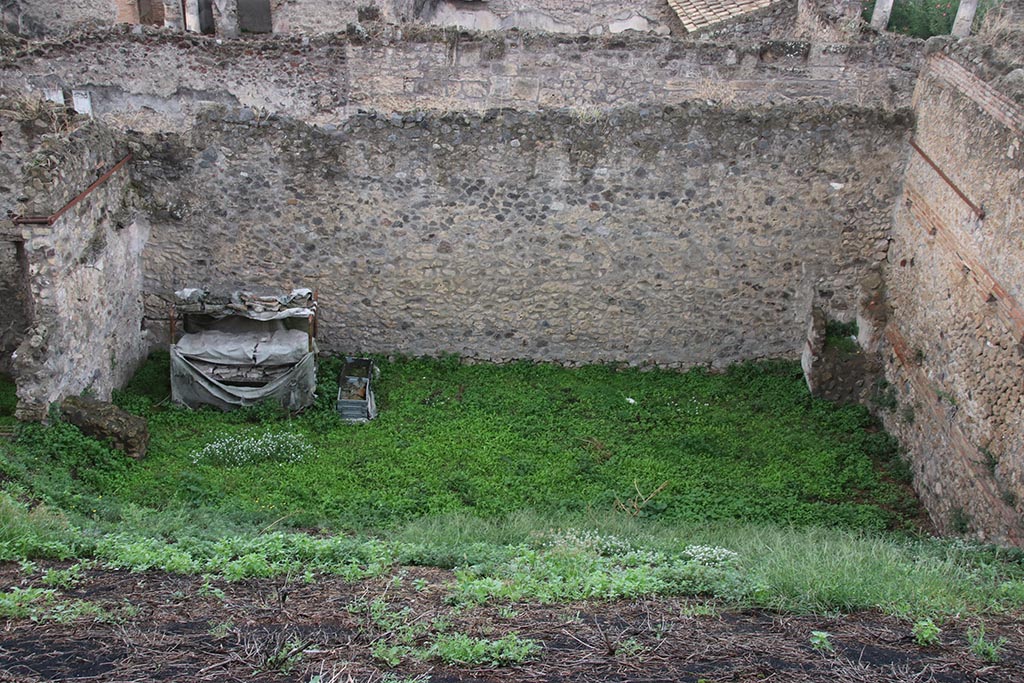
625 397 636 404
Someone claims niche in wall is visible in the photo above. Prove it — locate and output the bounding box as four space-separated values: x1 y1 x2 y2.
198 0 215 33
138 0 165 24
238 0 272 32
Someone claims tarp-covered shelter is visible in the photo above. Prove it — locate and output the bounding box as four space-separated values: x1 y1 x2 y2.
170 288 318 411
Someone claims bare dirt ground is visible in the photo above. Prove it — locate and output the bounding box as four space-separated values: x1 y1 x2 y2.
2 562 1023 682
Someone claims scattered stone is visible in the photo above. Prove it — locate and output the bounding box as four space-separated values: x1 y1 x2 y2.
61 396 150 459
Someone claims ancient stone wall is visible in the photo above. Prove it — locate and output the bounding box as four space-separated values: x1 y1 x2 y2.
4 121 148 418
7 0 118 35
263 0 677 35
0 241 29 374
269 0 409 32
0 27 921 131
881 41 1024 545
132 103 909 368
422 0 677 36
691 0 798 41
345 29 920 112
1 30 349 131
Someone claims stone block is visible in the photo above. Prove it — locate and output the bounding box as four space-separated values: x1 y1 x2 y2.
61 396 150 459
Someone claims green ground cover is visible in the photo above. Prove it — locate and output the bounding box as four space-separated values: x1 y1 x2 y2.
2 354 1023 618
6 354 913 532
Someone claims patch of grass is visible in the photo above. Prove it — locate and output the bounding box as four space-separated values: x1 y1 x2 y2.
427 632 540 666
18 354 920 533
1 358 1022 619
0 490 82 561
967 623 1006 662
41 562 88 589
0 586 108 623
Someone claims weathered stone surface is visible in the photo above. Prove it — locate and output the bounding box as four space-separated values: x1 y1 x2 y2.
0 26 921 130
61 395 150 459
0 111 150 417
130 103 910 370
881 45 1024 546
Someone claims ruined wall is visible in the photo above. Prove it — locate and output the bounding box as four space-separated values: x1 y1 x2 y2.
5 121 148 418
265 0 678 35
344 30 919 112
691 0 798 41
272 0 407 32
881 41 1024 544
422 0 676 36
0 241 29 374
0 102 48 373
132 103 909 368
0 28 920 131
6 0 118 35
1 31 348 131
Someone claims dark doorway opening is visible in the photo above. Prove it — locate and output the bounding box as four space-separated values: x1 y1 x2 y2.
238 0 272 33
198 0 215 34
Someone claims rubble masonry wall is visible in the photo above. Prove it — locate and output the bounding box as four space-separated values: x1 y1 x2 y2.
881 43 1024 545
132 104 910 368
0 28 921 130
7 122 148 418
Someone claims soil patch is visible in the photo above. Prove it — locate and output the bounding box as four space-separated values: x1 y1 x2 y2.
2 562 1022 682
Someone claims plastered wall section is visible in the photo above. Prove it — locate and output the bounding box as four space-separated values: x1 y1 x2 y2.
267 0 678 35
1 33 349 132
132 104 909 369
14 0 118 33
0 29 920 130
882 51 1024 545
422 0 677 36
8 124 148 418
344 31 920 113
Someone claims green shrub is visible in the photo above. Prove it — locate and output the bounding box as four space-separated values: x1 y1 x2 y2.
861 0 1000 39
427 633 540 666
912 617 941 645
810 630 834 653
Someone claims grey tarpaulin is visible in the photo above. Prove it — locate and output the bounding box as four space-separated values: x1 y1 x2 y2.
170 289 318 411
171 346 317 411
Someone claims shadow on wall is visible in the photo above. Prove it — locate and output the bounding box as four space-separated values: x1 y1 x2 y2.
238 0 271 33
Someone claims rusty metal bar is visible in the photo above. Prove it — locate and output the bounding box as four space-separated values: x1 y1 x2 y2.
169 305 177 347
13 153 133 226
312 288 319 340
909 139 985 220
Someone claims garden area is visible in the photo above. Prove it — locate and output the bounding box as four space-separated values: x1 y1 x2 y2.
862 0 1003 38
2 355 1024 681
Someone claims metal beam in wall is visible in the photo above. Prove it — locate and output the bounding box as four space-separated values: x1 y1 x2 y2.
12 154 133 227
903 181 1024 343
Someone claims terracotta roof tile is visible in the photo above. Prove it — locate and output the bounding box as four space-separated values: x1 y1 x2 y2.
667 0 782 33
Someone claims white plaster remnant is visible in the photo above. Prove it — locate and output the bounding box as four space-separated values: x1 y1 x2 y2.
71 90 93 116
43 87 64 105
